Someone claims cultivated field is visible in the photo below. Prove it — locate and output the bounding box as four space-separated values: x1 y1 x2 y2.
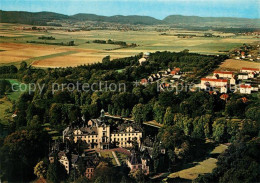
218 59 260 71
0 23 259 68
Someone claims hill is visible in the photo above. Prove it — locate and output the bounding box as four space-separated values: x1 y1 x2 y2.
163 15 260 27
0 10 259 27
72 14 163 25
0 10 69 25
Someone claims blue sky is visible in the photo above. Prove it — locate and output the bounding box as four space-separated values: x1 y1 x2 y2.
0 0 259 19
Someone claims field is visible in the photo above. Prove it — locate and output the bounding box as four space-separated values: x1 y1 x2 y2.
218 59 260 71
0 23 259 68
167 144 228 181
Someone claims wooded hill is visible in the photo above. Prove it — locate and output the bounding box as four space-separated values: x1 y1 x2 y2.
0 10 259 27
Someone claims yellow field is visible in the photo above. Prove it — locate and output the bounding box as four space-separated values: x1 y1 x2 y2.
218 59 260 71
0 23 259 68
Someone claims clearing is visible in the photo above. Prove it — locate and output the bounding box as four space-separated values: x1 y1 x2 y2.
166 144 228 181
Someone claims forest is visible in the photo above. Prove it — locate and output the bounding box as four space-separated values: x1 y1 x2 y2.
0 51 259 182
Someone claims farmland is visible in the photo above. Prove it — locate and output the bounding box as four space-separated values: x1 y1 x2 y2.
218 59 260 71
0 23 259 68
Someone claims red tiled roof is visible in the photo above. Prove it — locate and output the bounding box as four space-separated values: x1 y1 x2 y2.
241 97 248 103
241 67 259 71
141 79 148 83
201 78 228 82
213 71 233 75
171 71 177 75
220 94 229 100
240 84 251 88
174 68 181 72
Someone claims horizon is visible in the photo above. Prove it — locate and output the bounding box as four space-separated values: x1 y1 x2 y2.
1 9 260 20
0 0 259 19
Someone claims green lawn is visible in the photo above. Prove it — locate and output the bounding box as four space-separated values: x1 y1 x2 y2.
6 79 27 101
115 151 128 164
166 144 228 181
100 151 117 166
167 158 218 180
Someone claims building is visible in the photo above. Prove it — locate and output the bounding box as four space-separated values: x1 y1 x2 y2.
140 78 148 85
213 71 234 79
239 84 252 94
220 94 229 101
143 52 150 59
63 110 143 150
238 73 249 80
58 151 70 174
240 68 259 74
126 149 151 175
138 58 147 65
170 68 181 75
230 77 236 85
248 72 256 78
201 78 228 90
49 141 100 179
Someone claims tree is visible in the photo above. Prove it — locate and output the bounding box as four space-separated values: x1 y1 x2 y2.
132 104 144 124
34 161 48 178
163 107 174 125
212 118 227 142
153 102 165 124
102 56 110 65
0 127 50 182
47 158 67 183
245 107 260 122
19 61 27 71
108 104 112 114
129 169 146 183
121 108 126 117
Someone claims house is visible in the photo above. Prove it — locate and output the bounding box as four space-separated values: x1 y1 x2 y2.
220 86 228 93
238 73 249 80
63 110 143 150
248 72 255 78
140 79 148 85
170 68 181 75
49 142 100 178
220 94 229 101
172 75 181 80
213 71 234 79
143 52 150 59
58 151 70 174
230 77 236 85
148 76 153 82
241 97 248 103
240 67 259 74
239 84 252 94
126 149 151 175
138 58 147 65
200 78 228 90
85 159 96 179
170 70 177 75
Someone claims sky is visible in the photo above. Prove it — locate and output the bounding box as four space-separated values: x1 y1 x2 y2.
0 0 259 19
